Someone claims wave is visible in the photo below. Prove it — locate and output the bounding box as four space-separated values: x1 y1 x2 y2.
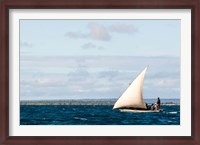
73 117 87 121
167 112 178 114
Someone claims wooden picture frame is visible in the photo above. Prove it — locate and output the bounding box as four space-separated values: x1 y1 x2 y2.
1 0 199 144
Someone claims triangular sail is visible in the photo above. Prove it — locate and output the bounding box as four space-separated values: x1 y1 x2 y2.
113 67 148 109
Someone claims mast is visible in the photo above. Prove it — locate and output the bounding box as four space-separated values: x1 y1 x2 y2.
113 67 148 109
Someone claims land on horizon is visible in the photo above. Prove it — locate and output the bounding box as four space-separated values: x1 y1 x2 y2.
20 98 180 106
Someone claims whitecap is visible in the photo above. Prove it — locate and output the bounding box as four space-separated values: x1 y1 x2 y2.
80 118 87 121
73 117 87 121
168 112 177 114
74 117 79 120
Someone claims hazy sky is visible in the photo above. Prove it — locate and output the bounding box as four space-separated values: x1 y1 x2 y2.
20 19 180 100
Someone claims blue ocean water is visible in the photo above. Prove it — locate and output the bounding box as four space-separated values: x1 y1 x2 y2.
20 105 180 125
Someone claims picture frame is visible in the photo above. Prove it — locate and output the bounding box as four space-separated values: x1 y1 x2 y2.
1 0 199 144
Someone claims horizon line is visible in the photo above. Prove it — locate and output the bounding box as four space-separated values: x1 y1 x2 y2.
20 98 180 101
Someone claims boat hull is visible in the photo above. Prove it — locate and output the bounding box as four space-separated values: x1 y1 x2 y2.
120 109 163 113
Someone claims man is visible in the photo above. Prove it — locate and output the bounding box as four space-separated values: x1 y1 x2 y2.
157 97 161 109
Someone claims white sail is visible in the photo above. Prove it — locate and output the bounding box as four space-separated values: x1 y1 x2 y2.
113 67 148 109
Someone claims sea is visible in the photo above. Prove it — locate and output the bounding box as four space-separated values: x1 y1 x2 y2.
20 99 180 125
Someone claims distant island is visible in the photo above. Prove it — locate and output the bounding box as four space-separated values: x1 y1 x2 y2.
20 100 114 106
20 99 180 106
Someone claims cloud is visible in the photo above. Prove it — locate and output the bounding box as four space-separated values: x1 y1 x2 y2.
98 70 119 81
88 22 111 41
20 73 70 100
81 42 96 49
20 55 180 100
65 23 111 41
65 22 137 43
98 46 104 50
65 31 87 39
67 69 90 82
81 42 105 50
109 24 138 34
154 79 179 88
148 71 179 79
20 55 180 73
20 42 33 48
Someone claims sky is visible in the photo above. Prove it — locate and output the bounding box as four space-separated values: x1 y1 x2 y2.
20 19 180 100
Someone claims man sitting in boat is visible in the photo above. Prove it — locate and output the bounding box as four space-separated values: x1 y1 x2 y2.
146 103 149 110
150 103 157 110
149 98 161 111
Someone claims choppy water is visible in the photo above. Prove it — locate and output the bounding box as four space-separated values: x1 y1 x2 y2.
20 105 180 125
